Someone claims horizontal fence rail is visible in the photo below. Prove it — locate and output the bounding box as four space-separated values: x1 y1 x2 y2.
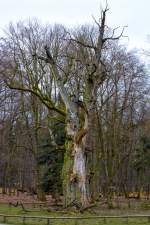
0 214 150 224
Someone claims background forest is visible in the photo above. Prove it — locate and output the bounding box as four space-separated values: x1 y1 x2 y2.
0 6 150 210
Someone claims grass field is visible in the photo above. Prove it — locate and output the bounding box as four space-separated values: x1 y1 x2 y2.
0 203 149 225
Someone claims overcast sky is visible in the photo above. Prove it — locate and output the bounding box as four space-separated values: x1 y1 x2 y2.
0 0 150 50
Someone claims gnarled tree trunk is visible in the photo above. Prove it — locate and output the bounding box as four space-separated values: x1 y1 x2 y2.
63 111 90 207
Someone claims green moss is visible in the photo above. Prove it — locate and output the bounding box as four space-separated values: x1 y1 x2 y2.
61 139 74 206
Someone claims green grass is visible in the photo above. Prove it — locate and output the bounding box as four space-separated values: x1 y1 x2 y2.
0 204 149 225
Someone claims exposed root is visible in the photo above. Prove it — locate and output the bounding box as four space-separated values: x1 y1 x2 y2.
79 203 96 213
9 202 29 212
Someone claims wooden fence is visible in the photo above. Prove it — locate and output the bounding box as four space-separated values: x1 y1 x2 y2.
0 214 150 224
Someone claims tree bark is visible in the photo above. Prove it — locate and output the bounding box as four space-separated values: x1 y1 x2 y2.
62 112 90 208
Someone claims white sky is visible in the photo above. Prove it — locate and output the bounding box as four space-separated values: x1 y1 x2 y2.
0 0 150 51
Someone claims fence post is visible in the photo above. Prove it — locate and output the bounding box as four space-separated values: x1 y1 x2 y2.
23 216 26 224
125 216 129 224
103 217 107 224
3 216 7 223
47 218 51 225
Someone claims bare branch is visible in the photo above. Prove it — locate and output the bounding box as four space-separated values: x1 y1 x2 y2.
94 6 109 65
40 45 78 114
103 26 128 43
64 38 96 50
4 79 66 116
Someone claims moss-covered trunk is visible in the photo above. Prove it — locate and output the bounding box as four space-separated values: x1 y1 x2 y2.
84 74 100 202
86 108 100 201
62 113 90 208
